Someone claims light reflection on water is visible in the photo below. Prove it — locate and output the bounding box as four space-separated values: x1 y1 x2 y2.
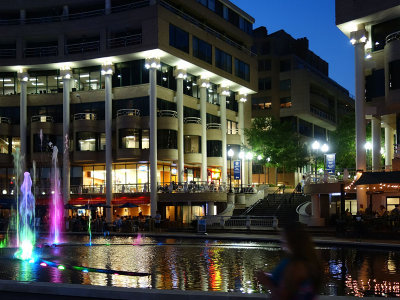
0 236 400 297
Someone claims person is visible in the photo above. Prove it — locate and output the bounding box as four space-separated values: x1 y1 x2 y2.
300 175 306 194
154 210 161 232
138 212 146 230
377 205 387 217
391 204 400 216
255 222 322 300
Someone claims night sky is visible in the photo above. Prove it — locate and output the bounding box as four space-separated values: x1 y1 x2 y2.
231 0 355 96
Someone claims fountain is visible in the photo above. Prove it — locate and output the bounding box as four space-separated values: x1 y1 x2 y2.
49 146 63 245
14 172 36 261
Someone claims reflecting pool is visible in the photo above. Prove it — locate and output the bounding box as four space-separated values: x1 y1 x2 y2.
0 235 399 297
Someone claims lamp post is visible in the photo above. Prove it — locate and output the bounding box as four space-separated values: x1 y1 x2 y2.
246 152 253 187
239 151 244 192
228 148 234 193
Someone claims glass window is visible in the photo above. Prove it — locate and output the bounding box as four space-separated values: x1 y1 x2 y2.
223 6 229 20
258 59 271 71
389 60 400 90
119 129 140 149
0 73 17 95
227 121 238 134
235 58 250 81
258 78 271 90
387 197 400 212
207 140 222 157
280 79 291 91
76 132 97 151
314 125 326 141
158 130 177 149
193 36 212 64
72 66 102 91
184 136 201 153
99 133 106 151
0 136 10 154
299 118 312 137
142 130 149 149
33 134 56 152
280 97 292 108
11 137 20 154
207 83 219 105
169 24 189 53
252 97 271 110
366 69 385 101
280 60 291 72
207 0 215 11
215 48 232 73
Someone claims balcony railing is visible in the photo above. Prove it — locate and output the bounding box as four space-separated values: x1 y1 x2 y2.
184 117 201 124
117 109 141 117
207 123 221 130
74 113 97 121
159 0 256 57
0 49 16 58
310 105 335 123
24 46 58 58
386 31 400 44
0 117 11 124
65 41 100 55
107 34 142 49
31 115 54 123
0 1 150 26
158 110 177 118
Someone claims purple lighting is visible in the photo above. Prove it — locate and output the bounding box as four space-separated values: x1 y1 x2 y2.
49 146 63 245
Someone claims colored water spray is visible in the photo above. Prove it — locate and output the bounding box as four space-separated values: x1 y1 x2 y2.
14 172 36 261
88 207 92 246
49 146 63 245
12 148 22 247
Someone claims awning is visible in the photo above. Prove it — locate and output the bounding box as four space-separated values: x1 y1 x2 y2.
355 171 400 185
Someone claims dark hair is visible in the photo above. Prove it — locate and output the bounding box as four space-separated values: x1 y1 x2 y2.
283 222 322 290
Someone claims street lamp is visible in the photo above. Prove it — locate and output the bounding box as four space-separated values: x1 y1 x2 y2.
246 152 253 188
239 151 244 192
228 148 234 193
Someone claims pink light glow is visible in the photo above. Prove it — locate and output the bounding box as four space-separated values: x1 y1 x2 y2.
49 146 63 245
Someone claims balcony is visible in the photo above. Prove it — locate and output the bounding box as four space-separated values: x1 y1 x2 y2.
74 113 97 121
24 46 58 58
310 105 335 123
157 110 177 118
386 31 400 44
107 34 142 49
31 115 54 123
0 117 11 124
65 41 100 55
117 109 141 117
206 123 221 130
157 110 178 131
0 49 16 58
184 117 201 136
184 117 201 124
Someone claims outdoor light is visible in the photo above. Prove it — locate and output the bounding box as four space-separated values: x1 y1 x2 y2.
228 149 234 157
246 152 253 160
321 143 329 153
2 189 6 195
381 147 385 155
257 155 262 161
365 142 372 150
267 157 271 162
365 53 372 59
350 38 356 45
360 36 367 43
239 151 245 159
312 141 320 150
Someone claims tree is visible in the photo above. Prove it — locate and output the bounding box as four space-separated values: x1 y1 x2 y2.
245 117 309 175
330 113 356 170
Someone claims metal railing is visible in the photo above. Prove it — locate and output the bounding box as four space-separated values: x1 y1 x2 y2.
31 115 54 123
65 41 100 55
74 113 97 121
386 31 400 44
24 46 58 58
158 181 227 193
227 128 239 134
70 183 150 194
0 49 16 58
196 215 278 230
158 110 177 118
0 117 11 124
159 0 256 57
107 34 142 49
310 105 335 123
206 123 221 130
111 0 149 13
184 117 201 124
117 109 141 117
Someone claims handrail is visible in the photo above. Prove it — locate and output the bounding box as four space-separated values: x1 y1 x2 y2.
24 45 58 58
0 117 11 124
111 0 150 13
117 109 141 117
159 0 256 57
158 110 177 118
107 34 142 48
31 115 54 123
296 201 311 216
386 31 400 44
65 41 100 55
0 49 16 58
74 113 97 121
242 186 281 215
184 117 201 124
206 123 221 130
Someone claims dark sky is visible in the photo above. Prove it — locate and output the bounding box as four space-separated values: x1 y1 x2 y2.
231 0 355 96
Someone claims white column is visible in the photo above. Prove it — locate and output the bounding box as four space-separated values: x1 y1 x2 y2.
146 58 160 217
385 125 394 168
198 78 209 183
207 201 215 216
18 71 28 170
372 116 381 171
61 68 72 205
174 69 186 183
218 87 229 187
237 94 247 185
351 29 368 210
102 64 114 223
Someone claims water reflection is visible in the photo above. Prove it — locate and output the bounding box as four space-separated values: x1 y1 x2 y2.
0 236 400 297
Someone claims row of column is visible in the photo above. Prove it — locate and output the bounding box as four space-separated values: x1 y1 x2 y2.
18 60 247 220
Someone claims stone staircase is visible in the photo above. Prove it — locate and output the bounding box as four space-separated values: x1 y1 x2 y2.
241 192 310 227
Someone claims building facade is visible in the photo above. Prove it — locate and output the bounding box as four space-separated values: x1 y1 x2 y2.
0 0 257 222
251 26 354 186
336 0 400 209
